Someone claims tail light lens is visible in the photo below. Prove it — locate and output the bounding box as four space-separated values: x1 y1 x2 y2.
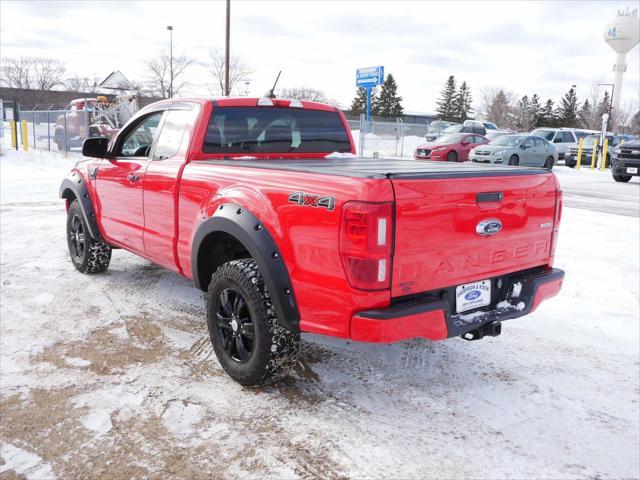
340 201 393 290
550 190 562 260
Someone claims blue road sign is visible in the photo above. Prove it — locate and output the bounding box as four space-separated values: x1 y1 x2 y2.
356 66 384 88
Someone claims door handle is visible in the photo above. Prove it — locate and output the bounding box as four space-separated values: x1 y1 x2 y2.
127 174 140 182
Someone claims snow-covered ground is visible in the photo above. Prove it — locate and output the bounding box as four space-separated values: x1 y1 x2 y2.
1 148 638 479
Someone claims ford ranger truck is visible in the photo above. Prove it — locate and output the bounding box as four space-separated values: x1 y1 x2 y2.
60 97 565 386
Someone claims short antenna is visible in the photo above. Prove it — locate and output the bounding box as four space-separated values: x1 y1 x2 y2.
267 71 282 98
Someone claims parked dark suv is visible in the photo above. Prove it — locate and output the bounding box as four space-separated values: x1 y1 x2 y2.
565 134 636 168
611 140 640 183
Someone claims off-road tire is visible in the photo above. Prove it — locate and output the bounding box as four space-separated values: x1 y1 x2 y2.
447 151 457 162
207 259 300 386
508 155 519 166
66 200 111 273
612 174 632 183
544 156 554 169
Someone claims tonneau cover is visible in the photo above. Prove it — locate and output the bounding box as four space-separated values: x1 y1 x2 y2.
202 157 548 179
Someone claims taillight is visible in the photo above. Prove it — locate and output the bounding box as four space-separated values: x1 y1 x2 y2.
339 201 393 290
550 190 562 261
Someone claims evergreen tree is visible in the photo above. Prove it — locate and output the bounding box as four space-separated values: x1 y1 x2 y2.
349 87 378 116
374 74 403 117
557 88 579 127
486 89 512 128
435 75 457 122
513 95 535 131
596 90 612 121
529 94 542 127
453 81 473 123
540 99 556 127
578 99 593 129
629 110 640 136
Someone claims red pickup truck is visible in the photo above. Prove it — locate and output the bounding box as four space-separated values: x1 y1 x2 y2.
60 97 564 386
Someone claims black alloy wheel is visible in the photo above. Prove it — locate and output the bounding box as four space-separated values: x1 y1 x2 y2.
215 287 255 363
69 213 86 260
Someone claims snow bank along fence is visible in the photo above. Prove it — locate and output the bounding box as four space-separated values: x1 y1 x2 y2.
347 114 430 158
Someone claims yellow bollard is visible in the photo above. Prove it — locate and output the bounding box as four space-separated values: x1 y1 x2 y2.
600 138 609 172
21 120 29 151
10 120 17 148
590 139 599 169
576 138 584 170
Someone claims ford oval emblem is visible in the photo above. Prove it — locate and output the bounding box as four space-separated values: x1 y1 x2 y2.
476 219 502 236
465 290 482 301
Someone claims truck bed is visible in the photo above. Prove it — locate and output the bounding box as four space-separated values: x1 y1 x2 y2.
201 157 549 179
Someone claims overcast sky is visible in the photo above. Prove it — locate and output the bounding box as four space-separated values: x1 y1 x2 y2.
1 0 639 114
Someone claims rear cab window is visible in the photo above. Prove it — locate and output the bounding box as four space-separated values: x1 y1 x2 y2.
203 106 351 154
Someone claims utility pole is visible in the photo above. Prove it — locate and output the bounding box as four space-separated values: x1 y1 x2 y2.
167 25 174 98
225 0 230 96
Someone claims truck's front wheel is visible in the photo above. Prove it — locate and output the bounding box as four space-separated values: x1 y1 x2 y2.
66 200 112 273
207 259 300 386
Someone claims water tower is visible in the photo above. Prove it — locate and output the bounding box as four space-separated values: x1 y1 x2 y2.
603 7 640 114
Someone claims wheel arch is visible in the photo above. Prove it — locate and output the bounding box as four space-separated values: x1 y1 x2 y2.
191 204 300 333
59 172 103 241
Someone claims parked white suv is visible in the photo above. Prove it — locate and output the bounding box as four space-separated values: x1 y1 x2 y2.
529 128 594 160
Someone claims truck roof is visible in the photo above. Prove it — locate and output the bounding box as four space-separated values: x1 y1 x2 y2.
139 97 338 113
201 157 550 179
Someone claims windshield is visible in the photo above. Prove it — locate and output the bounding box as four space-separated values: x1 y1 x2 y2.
434 133 465 144
582 134 613 147
530 129 555 141
489 135 526 146
203 106 351 154
483 122 498 130
427 123 447 133
443 124 463 133
575 131 590 140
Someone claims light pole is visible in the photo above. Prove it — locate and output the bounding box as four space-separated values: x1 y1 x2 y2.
224 0 230 96
167 25 173 98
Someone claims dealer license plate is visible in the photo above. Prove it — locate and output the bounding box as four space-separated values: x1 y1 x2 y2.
456 280 491 313
627 167 638 174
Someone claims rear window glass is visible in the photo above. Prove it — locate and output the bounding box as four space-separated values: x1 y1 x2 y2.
203 106 351 154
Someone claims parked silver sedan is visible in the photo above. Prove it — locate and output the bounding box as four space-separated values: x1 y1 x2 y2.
469 134 558 168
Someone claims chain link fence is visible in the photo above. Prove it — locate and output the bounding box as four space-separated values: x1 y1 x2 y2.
346 114 429 158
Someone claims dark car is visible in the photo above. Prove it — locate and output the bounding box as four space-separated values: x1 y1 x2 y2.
611 140 640 182
440 123 487 137
565 134 636 168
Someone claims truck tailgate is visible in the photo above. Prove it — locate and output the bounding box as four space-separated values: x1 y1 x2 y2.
391 172 557 297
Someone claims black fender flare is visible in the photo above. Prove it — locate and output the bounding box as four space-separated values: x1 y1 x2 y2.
191 204 300 333
59 172 103 241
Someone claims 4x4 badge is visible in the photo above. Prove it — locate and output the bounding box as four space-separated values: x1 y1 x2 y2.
288 192 335 211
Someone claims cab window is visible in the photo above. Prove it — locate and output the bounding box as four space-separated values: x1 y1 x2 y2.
154 109 194 160
119 112 163 157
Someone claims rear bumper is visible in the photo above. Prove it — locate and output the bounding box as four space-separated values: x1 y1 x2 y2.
351 267 564 343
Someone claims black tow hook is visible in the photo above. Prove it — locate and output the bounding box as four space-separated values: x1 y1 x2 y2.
462 321 502 341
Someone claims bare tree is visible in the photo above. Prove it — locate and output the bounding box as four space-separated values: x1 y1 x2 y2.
208 49 252 96
279 86 328 103
1 56 66 90
479 87 516 128
615 101 638 133
33 58 66 90
66 75 97 93
144 48 193 99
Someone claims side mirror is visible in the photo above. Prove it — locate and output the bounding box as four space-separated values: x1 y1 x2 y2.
520 144 527 150
553 137 562 143
82 137 111 158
